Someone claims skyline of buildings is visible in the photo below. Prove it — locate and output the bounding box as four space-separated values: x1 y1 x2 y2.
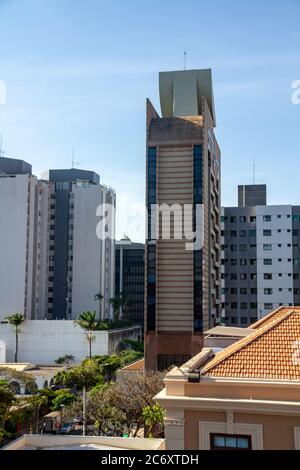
0 158 116 322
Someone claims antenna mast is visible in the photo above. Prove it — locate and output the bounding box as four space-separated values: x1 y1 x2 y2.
71 147 81 168
253 158 256 184
0 132 3 158
184 50 187 70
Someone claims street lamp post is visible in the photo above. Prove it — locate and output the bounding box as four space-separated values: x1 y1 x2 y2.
83 387 87 436
60 404 65 432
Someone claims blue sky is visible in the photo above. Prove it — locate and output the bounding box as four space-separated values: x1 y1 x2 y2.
0 0 299 241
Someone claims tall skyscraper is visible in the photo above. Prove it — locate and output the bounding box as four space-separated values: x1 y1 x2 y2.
42 169 116 320
115 237 145 327
0 157 51 320
222 185 300 326
145 69 221 371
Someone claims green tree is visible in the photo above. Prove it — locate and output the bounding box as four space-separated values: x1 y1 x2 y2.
142 404 165 438
51 391 75 411
108 371 165 437
25 395 48 433
74 311 98 358
109 294 130 322
94 293 104 321
6 314 25 363
122 339 144 353
55 355 75 365
0 379 15 429
54 360 103 392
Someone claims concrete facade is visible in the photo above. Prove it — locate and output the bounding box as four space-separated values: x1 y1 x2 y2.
0 163 51 321
222 191 300 326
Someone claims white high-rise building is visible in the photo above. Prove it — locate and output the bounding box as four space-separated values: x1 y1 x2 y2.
42 169 116 321
0 158 51 321
222 185 300 326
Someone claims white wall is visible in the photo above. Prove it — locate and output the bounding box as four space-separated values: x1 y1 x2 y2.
0 175 28 320
0 321 141 364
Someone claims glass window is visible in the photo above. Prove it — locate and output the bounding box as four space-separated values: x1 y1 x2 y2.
230 216 237 223
239 230 247 237
249 230 256 237
264 273 272 280
240 244 247 252
263 230 272 236
263 244 272 251
210 434 252 450
264 288 273 295
239 216 246 223
264 303 273 309
263 259 272 265
263 215 271 222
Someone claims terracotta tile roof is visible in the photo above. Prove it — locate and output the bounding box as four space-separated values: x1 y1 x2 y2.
202 307 300 380
250 306 291 329
120 358 144 372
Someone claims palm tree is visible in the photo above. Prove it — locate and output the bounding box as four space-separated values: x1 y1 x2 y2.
109 296 122 322
109 293 130 322
74 311 98 358
94 293 104 321
6 314 24 363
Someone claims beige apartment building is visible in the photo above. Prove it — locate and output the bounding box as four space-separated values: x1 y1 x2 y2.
156 306 300 450
145 69 221 371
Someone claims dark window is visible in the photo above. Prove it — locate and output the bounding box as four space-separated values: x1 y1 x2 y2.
263 259 272 265
210 433 252 450
157 354 190 372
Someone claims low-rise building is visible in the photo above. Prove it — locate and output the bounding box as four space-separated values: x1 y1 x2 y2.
0 363 63 394
157 306 300 450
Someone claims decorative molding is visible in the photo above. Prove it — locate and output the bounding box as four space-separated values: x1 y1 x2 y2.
294 427 300 450
165 418 185 427
156 395 300 416
226 411 234 434
199 421 264 450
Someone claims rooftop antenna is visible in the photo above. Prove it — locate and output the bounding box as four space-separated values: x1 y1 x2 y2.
252 157 256 185
71 147 81 168
184 50 187 70
0 132 4 158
